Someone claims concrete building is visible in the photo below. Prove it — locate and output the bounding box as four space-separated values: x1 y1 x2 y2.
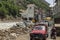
20 4 35 21
54 0 60 14
19 0 49 21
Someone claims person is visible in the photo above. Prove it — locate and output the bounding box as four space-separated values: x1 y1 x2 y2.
51 26 56 39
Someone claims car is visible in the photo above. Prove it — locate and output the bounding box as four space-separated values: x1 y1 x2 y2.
30 24 48 40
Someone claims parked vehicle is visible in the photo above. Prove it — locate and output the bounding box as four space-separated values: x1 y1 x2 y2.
30 24 48 40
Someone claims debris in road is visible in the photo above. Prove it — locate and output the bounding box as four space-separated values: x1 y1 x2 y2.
0 22 32 40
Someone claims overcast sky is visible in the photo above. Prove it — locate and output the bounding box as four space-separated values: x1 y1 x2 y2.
45 0 55 7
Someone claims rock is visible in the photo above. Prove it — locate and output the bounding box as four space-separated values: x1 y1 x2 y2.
0 21 33 40
0 36 2 40
10 33 17 38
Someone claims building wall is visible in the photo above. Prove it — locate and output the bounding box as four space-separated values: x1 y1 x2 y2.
54 0 60 14
21 4 35 18
54 4 58 15
27 4 35 18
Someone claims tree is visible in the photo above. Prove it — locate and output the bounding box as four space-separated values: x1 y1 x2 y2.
25 0 50 11
0 0 20 19
16 0 50 10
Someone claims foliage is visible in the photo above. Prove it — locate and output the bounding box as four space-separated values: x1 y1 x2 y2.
0 0 50 19
0 0 20 19
16 0 50 10
22 0 50 10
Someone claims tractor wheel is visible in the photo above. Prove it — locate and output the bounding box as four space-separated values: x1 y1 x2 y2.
30 38 33 40
43 38 46 40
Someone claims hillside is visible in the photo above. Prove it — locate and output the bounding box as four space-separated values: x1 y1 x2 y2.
0 0 50 20
16 0 50 10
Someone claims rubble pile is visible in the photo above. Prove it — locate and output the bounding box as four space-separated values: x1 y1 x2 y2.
10 26 29 34
0 25 31 40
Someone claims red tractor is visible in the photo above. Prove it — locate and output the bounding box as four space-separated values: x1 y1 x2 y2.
30 24 48 40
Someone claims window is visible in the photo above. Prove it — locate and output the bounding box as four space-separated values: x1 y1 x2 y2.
30 7 32 9
29 18 33 20
23 18 27 20
33 26 45 30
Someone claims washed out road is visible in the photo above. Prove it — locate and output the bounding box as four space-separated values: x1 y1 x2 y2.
16 34 60 40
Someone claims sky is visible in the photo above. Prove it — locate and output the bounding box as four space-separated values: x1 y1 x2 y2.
45 0 55 7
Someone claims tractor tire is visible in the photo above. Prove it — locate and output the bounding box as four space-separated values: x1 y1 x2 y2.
43 38 46 40
30 38 33 40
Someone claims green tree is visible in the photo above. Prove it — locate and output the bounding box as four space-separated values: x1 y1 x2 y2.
21 0 50 10
0 0 20 19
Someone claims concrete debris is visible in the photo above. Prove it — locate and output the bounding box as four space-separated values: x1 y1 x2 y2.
0 24 32 40
16 21 26 28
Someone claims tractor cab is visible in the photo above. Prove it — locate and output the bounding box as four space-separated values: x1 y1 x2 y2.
30 24 48 40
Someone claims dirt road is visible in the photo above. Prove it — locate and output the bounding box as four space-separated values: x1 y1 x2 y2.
16 34 29 40
16 34 60 40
